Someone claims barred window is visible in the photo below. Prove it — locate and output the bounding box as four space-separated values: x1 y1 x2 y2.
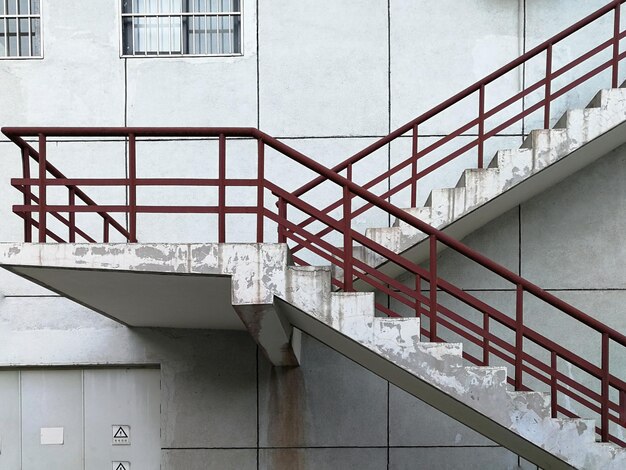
0 0 41 58
121 0 242 57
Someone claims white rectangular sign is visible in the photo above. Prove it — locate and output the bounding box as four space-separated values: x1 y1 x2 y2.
40 427 64 445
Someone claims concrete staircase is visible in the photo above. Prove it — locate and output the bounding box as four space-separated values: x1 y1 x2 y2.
281 264 626 470
1 242 625 469
362 87 626 268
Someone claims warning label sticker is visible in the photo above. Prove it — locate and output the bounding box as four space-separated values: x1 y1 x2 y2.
112 425 131 445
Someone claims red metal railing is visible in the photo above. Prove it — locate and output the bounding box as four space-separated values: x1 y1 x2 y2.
287 0 626 262
3 126 626 446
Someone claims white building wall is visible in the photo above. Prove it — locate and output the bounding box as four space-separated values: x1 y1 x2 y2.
0 1 620 468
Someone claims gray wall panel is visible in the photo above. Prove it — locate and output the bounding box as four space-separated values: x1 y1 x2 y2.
0 371 21 470
21 370 83 470
84 368 161 470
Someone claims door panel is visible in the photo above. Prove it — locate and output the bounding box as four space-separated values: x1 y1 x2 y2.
21 370 84 470
84 368 161 469
0 371 21 470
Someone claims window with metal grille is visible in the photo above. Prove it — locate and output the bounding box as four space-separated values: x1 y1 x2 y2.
121 0 242 57
0 0 41 58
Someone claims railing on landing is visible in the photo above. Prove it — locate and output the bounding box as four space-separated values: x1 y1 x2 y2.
2 125 626 447
287 0 626 264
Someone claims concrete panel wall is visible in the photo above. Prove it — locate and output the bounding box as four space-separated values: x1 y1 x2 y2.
2 0 620 250
0 1 622 469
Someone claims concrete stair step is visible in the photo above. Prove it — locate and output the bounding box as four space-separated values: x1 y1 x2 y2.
393 206 433 228
487 148 534 177
587 87 626 110
458 167 504 209
286 265 333 318
507 391 552 421
521 128 572 170
556 106 626 144
426 187 466 223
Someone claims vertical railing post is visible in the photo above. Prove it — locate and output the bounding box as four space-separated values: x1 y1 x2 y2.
21 146 32 242
38 134 47 243
343 185 353 292
103 219 110 243
429 235 438 341
347 163 353 182
601 333 610 442
277 197 287 243
551 351 558 418
410 124 418 207
415 274 422 319
218 133 226 243
619 389 626 427
257 138 265 243
478 84 485 168
613 0 621 88
482 312 489 366
68 187 76 242
544 43 553 129
128 133 137 242
515 284 524 390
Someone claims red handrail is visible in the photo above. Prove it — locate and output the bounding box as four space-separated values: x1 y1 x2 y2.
2 125 625 445
286 0 626 257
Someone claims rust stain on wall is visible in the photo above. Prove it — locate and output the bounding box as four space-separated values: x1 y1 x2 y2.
267 365 307 470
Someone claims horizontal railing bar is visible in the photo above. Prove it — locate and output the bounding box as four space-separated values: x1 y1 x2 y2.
13 205 261 214
12 178 258 187
2 127 259 138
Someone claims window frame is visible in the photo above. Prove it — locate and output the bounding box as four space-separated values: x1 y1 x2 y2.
118 0 244 59
0 0 43 60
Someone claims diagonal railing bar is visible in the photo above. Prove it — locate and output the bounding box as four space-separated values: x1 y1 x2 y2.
3 124 626 446
6 135 130 242
287 0 626 257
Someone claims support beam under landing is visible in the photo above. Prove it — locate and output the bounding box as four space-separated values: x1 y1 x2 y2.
0 242 300 366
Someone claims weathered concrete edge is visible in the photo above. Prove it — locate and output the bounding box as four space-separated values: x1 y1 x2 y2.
273 296 575 470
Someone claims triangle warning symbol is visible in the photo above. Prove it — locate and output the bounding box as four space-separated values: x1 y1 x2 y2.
114 427 129 439
115 464 127 470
